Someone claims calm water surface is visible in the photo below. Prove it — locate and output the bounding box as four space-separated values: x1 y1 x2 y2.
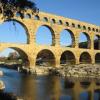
0 67 100 100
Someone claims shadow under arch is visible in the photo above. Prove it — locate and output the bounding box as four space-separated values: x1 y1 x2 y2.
1 47 30 67
60 29 75 47
60 50 76 65
80 52 92 64
94 35 100 50
4 19 30 44
79 32 91 49
36 25 55 46
95 53 100 64
36 49 56 67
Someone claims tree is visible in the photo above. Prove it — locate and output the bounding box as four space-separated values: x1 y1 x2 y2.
0 0 38 19
8 52 20 60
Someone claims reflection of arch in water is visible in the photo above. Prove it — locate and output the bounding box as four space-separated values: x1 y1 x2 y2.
36 49 55 67
60 51 76 65
80 80 91 89
36 25 55 46
3 19 30 44
1 47 30 67
80 52 92 64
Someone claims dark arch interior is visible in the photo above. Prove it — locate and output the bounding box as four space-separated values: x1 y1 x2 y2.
80 52 91 64
0 47 30 68
95 53 100 64
0 19 29 44
36 49 55 67
94 35 100 50
60 29 75 47
60 51 76 65
36 25 55 46
79 32 91 49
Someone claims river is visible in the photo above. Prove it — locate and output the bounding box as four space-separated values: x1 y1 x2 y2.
0 67 100 100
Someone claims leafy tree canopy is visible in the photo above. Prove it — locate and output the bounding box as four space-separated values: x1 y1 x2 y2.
0 0 38 19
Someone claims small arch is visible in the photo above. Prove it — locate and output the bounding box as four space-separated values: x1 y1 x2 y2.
43 17 48 22
96 29 99 32
16 12 24 19
51 19 56 24
94 35 100 50
78 24 81 29
79 32 91 49
72 23 75 28
36 25 55 46
65 22 69 26
60 51 76 65
83 26 86 30
80 52 92 64
95 53 100 64
36 49 55 67
24 14 31 19
58 20 63 25
92 28 95 32
34 15 40 20
60 29 75 47
88 27 91 31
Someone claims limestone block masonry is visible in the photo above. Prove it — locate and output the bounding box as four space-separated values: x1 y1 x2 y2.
0 9 100 69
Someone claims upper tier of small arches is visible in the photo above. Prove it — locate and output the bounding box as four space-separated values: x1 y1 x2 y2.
15 10 100 33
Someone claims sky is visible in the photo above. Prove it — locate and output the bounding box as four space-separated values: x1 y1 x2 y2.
0 0 100 57
35 0 100 25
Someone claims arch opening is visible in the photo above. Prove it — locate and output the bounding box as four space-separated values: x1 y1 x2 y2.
0 19 29 44
36 25 55 46
95 53 100 64
36 49 55 67
60 51 76 65
79 32 91 49
60 29 75 47
0 48 30 69
94 35 100 50
80 52 92 64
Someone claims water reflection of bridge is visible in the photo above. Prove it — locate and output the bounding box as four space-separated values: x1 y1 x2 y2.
0 9 100 68
41 76 100 100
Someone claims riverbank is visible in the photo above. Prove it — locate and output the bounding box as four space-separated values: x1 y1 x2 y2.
31 64 100 80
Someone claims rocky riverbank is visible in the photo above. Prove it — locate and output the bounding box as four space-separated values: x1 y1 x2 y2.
52 64 100 79
28 64 100 79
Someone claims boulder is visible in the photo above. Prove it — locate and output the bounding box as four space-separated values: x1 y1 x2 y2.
0 80 5 90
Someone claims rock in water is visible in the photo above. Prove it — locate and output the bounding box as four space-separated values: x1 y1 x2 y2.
0 81 5 90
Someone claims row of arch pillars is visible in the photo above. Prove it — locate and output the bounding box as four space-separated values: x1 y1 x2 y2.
1 19 100 50
32 25 100 50
30 49 100 68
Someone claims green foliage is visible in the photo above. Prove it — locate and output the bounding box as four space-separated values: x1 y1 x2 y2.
0 0 38 19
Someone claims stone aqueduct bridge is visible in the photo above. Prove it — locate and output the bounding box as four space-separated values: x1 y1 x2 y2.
0 9 100 68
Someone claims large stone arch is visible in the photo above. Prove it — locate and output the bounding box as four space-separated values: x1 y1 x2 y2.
94 35 100 50
35 49 56 67
3 19 30 44
79 32 91 49
36 25 55 46
60 29 75 47
95 53 100 64
0 47 30 67
80 52 92 64
60 50 76 65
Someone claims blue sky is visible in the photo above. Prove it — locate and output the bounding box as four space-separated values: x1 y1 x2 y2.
0 0 100 57
35 0 100 25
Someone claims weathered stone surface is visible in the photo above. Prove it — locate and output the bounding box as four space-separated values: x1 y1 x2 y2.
0 9 99 68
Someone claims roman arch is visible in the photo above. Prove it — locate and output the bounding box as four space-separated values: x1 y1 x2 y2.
0 9 100 69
